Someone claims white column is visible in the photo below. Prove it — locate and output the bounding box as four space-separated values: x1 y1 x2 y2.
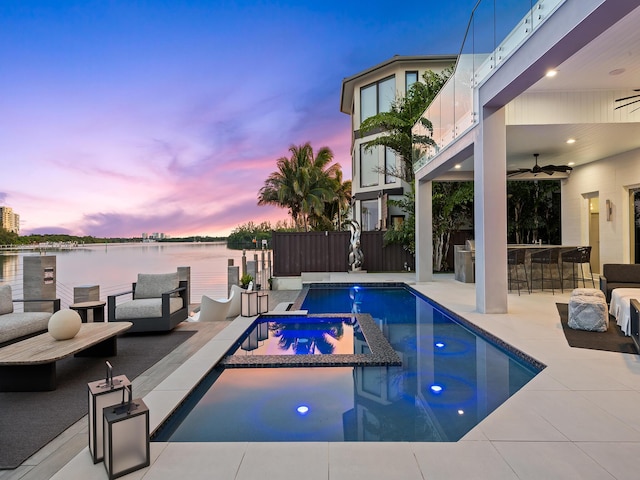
416 179 433 282
474 107 508 313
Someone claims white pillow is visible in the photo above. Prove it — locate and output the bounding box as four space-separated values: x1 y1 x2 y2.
0 284 13 315
134 272 179 299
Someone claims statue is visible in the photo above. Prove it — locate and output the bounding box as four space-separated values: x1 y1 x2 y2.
347 220 364 271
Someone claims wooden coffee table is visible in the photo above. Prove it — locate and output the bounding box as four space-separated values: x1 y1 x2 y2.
0 322 132 391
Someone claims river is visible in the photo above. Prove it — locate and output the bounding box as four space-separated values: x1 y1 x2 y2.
0 242 268 306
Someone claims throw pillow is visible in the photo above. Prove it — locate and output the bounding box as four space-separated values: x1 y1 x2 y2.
135 272 179 299
0 284 14 315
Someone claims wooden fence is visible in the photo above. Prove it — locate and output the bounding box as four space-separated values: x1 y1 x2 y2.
272 231 415 277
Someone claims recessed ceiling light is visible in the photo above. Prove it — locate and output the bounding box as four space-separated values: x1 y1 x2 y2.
568 162 575 166
566 138 576 144
609 68 626 76
545 69 558 78
454 164 461 169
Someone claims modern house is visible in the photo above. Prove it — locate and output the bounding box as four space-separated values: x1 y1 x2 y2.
340 55 456 231
413 0 640 313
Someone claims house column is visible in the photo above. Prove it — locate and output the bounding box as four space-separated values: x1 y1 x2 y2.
474 107 507 313
416 179 433 282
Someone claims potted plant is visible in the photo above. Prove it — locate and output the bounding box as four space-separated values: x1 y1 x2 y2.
240 274 253 289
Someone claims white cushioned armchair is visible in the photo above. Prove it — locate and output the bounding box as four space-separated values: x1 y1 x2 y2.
107 272 188 333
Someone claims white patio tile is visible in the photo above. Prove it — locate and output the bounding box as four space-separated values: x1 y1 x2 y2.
328 443 422 480
578 442 640 480
413 441 518 479
493 441 616 480
236 443 328 480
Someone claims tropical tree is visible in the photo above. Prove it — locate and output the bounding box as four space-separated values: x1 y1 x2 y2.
432 181 474 271
507 180 560 244
257 142 350 231
360 67 454 183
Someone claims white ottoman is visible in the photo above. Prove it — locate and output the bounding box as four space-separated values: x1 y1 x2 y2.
568 294 608 332
571 288 606 300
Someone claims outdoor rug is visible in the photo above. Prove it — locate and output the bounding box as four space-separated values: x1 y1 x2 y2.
0 329 195 469
556 303 636 354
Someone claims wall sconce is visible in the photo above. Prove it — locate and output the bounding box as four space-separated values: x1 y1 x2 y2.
606 199 612 221
103 386 150 480
88 362 131 463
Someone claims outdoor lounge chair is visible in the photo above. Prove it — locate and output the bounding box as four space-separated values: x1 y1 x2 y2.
107 272 188 333
198 289 234 322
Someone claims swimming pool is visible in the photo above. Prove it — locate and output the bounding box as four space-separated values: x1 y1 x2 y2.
153 283 544 442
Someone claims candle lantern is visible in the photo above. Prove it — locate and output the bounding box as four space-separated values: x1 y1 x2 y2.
88 362 131 463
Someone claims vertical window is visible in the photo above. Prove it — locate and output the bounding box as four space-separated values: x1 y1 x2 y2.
360 84 376 123
361 200 380 231
360 144 379 187
405 71 418 92
359 75 396 123
385 147 397 184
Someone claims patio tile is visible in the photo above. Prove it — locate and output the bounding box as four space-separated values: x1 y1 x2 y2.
412 441 518 479
578 442 640 479
328 443 422 480
236 443 328 480
493 441 616 480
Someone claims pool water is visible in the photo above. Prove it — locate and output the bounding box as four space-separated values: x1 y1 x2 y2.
154 284 543 442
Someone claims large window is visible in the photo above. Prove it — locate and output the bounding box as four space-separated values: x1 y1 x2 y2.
385 147 397 184
360 75 395 123
360 144 379 187
361 199 380 231
405 71 418 92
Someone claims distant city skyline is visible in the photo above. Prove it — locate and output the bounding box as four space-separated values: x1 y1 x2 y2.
1 0 478 237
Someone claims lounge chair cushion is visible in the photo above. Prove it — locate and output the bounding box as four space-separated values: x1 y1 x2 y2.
115 297 184 320
134 273 179 299
0 285 13 315
0 312 51 344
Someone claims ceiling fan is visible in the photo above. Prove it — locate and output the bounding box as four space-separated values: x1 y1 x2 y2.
614 89 640 113
508 153 573 177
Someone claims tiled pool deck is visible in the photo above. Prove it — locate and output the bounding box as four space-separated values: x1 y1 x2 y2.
10 273 640 479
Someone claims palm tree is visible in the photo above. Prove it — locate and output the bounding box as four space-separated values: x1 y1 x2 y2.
258 142 346 231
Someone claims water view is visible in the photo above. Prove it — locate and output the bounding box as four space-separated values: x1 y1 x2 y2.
0 242 251 304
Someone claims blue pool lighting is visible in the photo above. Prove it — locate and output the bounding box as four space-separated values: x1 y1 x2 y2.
297 405 309 415
435 342 445 348
430 385 443 393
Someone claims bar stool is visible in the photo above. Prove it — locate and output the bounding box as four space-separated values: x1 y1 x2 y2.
561 246 595 289
530 248 561 294
507 248 530 295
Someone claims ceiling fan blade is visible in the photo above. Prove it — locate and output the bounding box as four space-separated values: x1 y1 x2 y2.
614 97 640 110
614 93 640 102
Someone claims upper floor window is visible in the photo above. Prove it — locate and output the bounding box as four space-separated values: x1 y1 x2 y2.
360 75 395 123
360 144 379 188
405 71 418 92
385 147 398 184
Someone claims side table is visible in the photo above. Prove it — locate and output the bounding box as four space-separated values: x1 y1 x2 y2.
70 300 107 323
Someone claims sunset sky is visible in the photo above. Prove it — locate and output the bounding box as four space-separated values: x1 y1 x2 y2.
1 0 479 237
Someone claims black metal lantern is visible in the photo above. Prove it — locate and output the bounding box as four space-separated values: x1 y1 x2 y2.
88 362 131 463
103 386 150 480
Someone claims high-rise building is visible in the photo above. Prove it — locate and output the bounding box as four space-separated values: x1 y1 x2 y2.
0 206 20 234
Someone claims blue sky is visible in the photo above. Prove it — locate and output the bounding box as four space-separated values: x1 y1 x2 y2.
1 0 478 237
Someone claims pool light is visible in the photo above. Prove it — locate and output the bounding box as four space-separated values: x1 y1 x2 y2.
430 385 443 393
435 342 445 348
297 405 310 415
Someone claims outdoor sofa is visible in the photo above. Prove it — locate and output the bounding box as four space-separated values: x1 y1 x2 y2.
599 264 640 303
0 284 61 347
107 272 189 333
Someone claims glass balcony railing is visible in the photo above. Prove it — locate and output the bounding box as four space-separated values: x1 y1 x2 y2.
413 0 565 172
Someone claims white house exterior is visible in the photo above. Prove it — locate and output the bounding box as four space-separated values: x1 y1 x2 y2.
340 55 456 232
413 0 640 313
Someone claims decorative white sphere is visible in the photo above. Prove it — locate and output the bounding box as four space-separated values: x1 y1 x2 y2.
48 309 82 340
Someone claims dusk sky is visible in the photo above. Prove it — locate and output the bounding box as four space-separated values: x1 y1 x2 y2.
1 0 478 238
